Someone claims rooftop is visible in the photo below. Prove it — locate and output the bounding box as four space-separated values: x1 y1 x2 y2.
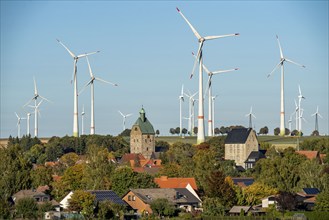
154 176 198 190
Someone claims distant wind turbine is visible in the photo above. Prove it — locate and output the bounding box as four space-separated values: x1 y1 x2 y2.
211 95 218 134
267 35 305 136
118 111 132 131
245 106 256 129
24 77 50 137
297 85 305 134
28 100 43 137
177 7 239 143
57 39 100 137
15 112 26 138
79 56 117 135
179 85 184 137
81 105 85 135
311 106 322 132
26 112 31 136
184 90 198 136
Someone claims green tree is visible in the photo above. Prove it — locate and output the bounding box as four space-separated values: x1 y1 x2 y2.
15 197 38 219
97 200 126 220
314 190 329 211
175 127 180 135
202 197 225 216
274 127 280 136
156 129 160 137
243 182 278 205
150 198 175 217
169 128 175 135
30 165 53 188
25 144 45 164
0 198 11 219
182 128 188 136
59 152 79 167
69 190 95 219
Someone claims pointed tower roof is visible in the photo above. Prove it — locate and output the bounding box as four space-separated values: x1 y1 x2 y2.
134 107 155 134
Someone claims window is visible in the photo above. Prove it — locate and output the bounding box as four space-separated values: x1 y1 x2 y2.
132 196 136 201
128 195 131 201
146 147 149 151
147 135 150 138
135 127 138 131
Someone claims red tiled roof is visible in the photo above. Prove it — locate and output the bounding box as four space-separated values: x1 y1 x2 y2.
304 196 316 203
154 176 198 190
296 151 319 160
121 153 145 163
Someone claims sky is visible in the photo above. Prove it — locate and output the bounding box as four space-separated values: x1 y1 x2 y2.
1 1 328 138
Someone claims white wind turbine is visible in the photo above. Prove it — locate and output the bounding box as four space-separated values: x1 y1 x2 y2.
299 108 307 134
211 95 218 134
57 39 100 137
79 56 117 135
245 106 256 129
178 85 185 137
24 77 50 137
294 99 299 131
118 111 133 131
81 105 85 135
177 7 239 143
15 112 26 138
26 112 31 136
311 106 322 132
267 35 305 136
288 113 293 133
298 85 305 134
28 100 43 138
184 90 198 136
193 52 238 136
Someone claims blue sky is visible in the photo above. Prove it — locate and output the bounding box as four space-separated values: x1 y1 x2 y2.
1 1 328 138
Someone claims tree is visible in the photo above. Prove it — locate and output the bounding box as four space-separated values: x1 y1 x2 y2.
169 128 175 135
202 197 225 216
118 129 131 137
59 152 79 167
219 126 226 135
181 128 187 136
291 129 299 136
69 190 95 219
15 197 38 219
150 198 175 217
285 128 290 135
274 127 280 136
314 190 329 211
276 191 297 216
243 182 278 205
214 127 220 135
203 170 236 207
263 126 269 135
193 127 198 135
156 129 160 137
97 200 126 219
175 127 180 135
30 165 53 188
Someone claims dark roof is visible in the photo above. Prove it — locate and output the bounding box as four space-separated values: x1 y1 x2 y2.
130 188 200 205
134 118 155 134
229 206 251 213
225 128 253 144
302 188 320 195
245 151 266 162
232 177 254 187
87 190 126 206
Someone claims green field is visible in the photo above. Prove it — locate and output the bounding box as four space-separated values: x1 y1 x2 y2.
155 135 329 148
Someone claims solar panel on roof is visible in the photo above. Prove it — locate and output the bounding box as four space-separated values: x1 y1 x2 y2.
303 188 320 195
89 190 126 205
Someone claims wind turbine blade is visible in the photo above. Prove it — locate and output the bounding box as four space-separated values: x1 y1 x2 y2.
190 42 204 79
176 7 202 40
118 111 124 117
77 51 100 58
56 39 76 58
285 58 306 68
36 100 43 108
126 114 133 117
212 68 239 75
24 98 34 107
267 61 282 78
181 84 184 96
78 79 93 95
86 56 93 77
204 75 212 96
276 35 284 59
33 77 38 95
318 113 323 118
15 112 19 119
95 77 118 86
39 95 52 103
204 33 239 41
252 114 256 119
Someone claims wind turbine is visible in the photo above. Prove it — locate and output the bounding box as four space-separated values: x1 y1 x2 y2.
118 111 132 131
211 95 218 134
294 99 299 131
79 56 117 135
245 107 256 129
26 112 31 136
298 85 305 134
299 108 307 134
28 100 43 137
57 39 100 137
267 35 305 136
176 7 239 143
311 106 322 132
288 114 293 133
15 112 26 138
24 77 50 137
193 52 238 136
184 90 198 136
81 105 85 135
178 85 184 137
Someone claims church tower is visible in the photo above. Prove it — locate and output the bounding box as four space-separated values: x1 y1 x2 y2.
130 107 155 159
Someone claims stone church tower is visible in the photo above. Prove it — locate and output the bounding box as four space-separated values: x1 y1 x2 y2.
130 108 155 159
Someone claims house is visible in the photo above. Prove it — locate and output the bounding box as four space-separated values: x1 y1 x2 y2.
154 176 198 191
231 177 254 188
122 188 201 215
12 189 58 206
296 188 320 211
244 150 266 169
224 128 259 168
120 153 162 174
296 151 321 163
262 195 277 208
60 190 126 210
228 206 252 216
130 108 156 159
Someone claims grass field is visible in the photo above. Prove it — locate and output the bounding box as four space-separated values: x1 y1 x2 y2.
155 135 329 147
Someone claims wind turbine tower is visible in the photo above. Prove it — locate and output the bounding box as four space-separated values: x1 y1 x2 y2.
179 85 184 137
26 112 31 136
81 105 85 135
177 7 239 143
15 112 26 138
311 106 322 132
267 35 305 136
118 111 132 131
246 107 256 129
79 56 117 135
298 85 305 134
57 39 100 137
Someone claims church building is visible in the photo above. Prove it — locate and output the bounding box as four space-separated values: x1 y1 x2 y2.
130 108 155 159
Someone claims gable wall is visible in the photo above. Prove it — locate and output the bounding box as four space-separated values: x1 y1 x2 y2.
123 191 152 214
